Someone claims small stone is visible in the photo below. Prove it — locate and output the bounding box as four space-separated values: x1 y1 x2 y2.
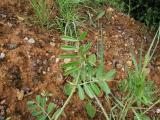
23 37 29 41
56 58 60 63
50 42 56 47
47 67 50 72
124 43 128 47
7 22 13 27
28 38 35 44
64 58 71 63
0 53 5 59
17 90 24 100
126 61 132 67
156 108 160 114
42 71 47 75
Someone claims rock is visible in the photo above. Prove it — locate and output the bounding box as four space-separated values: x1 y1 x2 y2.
42 71 47 75
50 42 56 47
0 53 5 59
23 37 29 41
156 108 160 114
28 38 35 44
16 90 24 100
7 22 13 27
56 58 60 63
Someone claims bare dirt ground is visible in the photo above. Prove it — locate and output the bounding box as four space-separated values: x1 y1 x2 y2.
0 0 160 120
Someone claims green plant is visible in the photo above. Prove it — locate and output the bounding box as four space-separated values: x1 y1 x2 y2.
27 94 61 120
120 26 160 106
56 32 116 119
55 0 82 36
30 0 51 28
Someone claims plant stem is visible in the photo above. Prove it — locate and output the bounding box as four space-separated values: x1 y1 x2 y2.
94 95 110 120
54 86 76 120
142 99 160 115
54 69 81 120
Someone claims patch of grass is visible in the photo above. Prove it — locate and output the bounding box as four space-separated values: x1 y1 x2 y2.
55 0 82 36
120 26 160 106
117 26 160 119
30 0 51 28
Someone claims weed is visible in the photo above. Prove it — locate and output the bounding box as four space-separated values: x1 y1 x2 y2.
119 26 160 106
55 0 82 36
28 32 116 120
57 32 116 119
30 0 51 28
28 94 61 120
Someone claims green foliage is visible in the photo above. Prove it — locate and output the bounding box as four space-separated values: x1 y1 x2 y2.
55 0 82 36
27 95 61 120
59 32 116 119
30 0 51 28
84 101 96 118
120 27 160 106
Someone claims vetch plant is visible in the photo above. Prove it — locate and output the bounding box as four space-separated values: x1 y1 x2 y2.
56 32 116 119
27 32 116 120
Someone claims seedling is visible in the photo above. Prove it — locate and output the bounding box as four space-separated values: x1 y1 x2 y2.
27 94 61 120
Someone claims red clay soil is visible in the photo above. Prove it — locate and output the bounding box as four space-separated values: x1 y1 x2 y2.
0 0 160 120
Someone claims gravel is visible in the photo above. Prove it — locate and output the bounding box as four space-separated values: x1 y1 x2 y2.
0 53 5 59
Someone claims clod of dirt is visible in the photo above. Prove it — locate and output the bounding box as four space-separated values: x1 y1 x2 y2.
0 53 5 60
7 65 22 89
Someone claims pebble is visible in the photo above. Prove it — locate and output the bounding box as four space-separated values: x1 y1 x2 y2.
23 37 29 41
0 53 5 59
28 38 36 44
24 37 36 44
156 108 160 113
16 90 24 100
56 58 60 63
50 42 56 47
42 71 47 75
